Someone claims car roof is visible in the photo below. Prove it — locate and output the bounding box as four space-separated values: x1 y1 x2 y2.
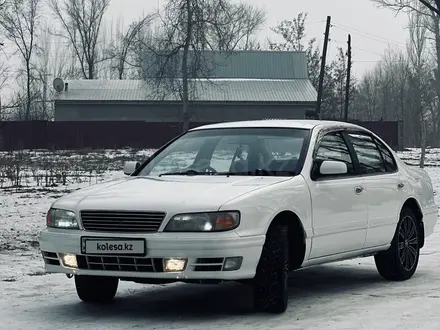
189 119 364 131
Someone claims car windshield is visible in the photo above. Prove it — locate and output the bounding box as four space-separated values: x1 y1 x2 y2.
137 127 310 177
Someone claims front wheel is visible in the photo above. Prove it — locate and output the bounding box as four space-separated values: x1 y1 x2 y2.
374 207 420 281
253 222 289 313
75 275 119 303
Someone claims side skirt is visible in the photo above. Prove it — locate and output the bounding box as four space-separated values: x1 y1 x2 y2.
300 244 390 268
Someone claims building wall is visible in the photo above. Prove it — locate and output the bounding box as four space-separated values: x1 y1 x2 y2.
54 102 315 122
0 120 400 151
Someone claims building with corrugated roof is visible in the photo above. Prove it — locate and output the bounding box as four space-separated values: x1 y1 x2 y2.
53 50 317 122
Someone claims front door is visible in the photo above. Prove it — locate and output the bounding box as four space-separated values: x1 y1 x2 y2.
305 131 368 259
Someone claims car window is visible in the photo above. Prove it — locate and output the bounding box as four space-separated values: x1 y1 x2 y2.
147 137 205 176
315 132 355 175
347 133 387 174
138 127 310 176
375 138 398 172
266 137 303 161
210 138 246 172
210 135 305 173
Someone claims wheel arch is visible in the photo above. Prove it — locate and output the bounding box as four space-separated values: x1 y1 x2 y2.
402 197 425 248
267 210 307 270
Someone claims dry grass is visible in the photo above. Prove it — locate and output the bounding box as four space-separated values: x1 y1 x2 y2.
0 148 154 189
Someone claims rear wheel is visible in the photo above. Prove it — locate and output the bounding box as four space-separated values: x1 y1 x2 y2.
75 275 119 303
374 207 420 281
253 222 289 313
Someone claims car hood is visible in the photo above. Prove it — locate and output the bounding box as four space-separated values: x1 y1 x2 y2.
53 175 293 213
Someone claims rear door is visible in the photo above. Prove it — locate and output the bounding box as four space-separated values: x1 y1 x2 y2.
345 131 403 248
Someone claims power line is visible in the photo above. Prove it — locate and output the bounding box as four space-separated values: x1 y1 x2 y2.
307 20 326 25
331 21 407 45
354 60 406 63
331 22 407 48
332 39 384 56
332 25 406 49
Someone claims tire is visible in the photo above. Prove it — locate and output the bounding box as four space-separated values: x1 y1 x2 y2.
253 222 289 313
75 275 119 303
374 207 420 281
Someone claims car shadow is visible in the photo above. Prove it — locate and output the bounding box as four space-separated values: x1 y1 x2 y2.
37 262 414 322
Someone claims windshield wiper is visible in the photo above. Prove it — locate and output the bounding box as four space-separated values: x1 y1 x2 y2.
159 169 210 177
216 169 296 177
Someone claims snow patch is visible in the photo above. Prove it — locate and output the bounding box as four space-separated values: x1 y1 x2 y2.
0 148 439 328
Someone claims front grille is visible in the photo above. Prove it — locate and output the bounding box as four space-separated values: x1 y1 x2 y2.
80 210 166 232
77 255 163 272
76 256 227 272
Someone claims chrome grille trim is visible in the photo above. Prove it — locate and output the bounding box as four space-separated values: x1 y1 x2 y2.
80 210 166 232
42 251 61 266
192 257 225 271
42 251 59 261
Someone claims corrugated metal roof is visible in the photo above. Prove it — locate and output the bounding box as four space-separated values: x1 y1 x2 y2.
143 50 309 80
204 51 309 79
56 79 317 103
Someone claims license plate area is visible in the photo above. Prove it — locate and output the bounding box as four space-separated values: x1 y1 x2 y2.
81 237 146 257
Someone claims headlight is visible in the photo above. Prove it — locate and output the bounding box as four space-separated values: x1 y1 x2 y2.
46 208 78 229
164 211 240 232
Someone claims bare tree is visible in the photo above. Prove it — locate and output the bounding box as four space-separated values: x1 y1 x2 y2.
130 26 156 79
332 47 352 119
49 0 110 79
146 0 266 132
33 24 60 119
420 0 440 14
0 62 10 120
107 14 156 79
34 27 51 119
356 70 381 121
268 13 323 88
0 62 9 92
406 7 432 166
372 0 440 14
381 49 410 122
269 13 308 51
208 3 266 51
371 0 440 146
0 0 41 120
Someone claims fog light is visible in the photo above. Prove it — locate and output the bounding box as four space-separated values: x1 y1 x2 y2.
163 258 187 272
60 254 78 268
223 257 243 271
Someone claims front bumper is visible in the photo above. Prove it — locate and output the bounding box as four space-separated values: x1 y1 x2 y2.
423 206 438 238
39 229 265 281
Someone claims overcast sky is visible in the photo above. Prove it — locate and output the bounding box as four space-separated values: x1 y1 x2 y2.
0 0 409 100
107 0 409 76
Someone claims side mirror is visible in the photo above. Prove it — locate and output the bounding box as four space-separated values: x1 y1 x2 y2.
319 160 348 176
123 161 141 175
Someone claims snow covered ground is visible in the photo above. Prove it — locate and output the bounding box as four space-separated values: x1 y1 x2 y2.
0 148 439 329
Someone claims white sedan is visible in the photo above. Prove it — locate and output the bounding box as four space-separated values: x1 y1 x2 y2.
39 120 437 313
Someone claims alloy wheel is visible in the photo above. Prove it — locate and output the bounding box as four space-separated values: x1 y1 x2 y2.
397 215 419 272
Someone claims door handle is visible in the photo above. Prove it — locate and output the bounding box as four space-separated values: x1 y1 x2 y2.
355 186 364 195
397 182 405 190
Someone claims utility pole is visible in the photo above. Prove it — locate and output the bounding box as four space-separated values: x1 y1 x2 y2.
344 34 352 122
316 16 331 120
